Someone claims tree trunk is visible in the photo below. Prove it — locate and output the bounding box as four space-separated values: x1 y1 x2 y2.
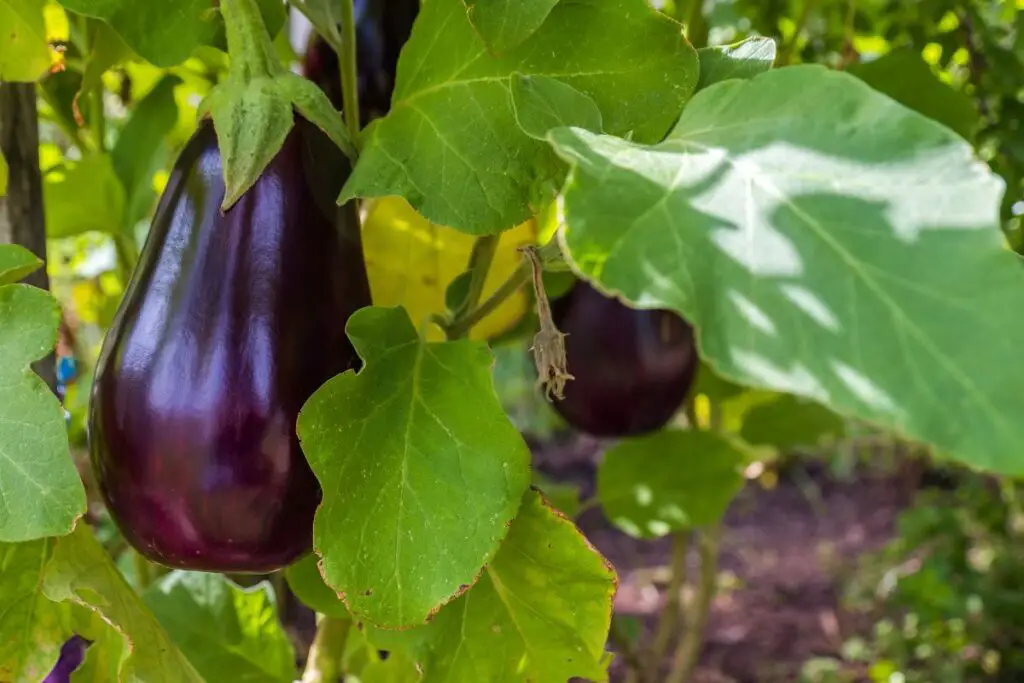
0 81 57 393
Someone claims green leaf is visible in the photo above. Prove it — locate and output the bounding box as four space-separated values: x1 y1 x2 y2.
56 0 285 68
284 554 351 619
112 75 180 228
550 65 1024 476
0 278 86 542
0 540 73 683
533 473 581 518
42 524 205 683
71 617 124 683
0 0 50 81
357 654 421 683
848 48 979 141
597 431 745 539
740 394 845 451
464 0 559 54
297 306 531 629
375 490 616 683
77 22 132 103
43 154 126 238
341 0 698 235
143 572 297 683
0 244 42 285
511 73 603 141
697 36 777 90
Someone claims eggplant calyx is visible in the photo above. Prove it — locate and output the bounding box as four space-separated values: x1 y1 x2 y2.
199 0 358 212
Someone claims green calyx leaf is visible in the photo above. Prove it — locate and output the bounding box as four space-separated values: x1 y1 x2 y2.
200 0 356 211
297 305 532 629
550 64 1024 476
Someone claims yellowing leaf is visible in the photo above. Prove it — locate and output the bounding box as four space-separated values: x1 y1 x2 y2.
362 196 537 341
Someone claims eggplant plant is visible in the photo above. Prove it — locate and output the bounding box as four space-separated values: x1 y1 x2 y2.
0 0 1022 682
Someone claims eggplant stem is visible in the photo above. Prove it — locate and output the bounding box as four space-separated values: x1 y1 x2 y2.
665 525 722 683
646 531 691 681
339 0 362 144
445 261 530 340
219 0 285 82
301 615 352 683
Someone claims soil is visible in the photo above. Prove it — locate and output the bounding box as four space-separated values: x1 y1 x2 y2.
532 433 913 683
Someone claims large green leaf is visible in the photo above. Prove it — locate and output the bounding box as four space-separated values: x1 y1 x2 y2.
341 0 698 235
597 431 746 539
0 259 86 541
697 37 776 90
848 48 979 141
0 0 50 81
0 244 41 285
284 554 350 619
43 154 126 238
740 394 845 451
0 540 72 683
55 0 285 68
373 490 616 683
144 572 297 683
297 306 531 629
42 524 204 683
550 65 1024 475
112 76 179 227
464 0 559 53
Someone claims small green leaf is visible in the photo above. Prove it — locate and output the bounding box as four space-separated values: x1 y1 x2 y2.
56 0 285 68
42 524 205 683
597 431 746 539
341 0 698 235
550 65 1024 475
0 244 42 285
848 48 979 141
297 306 531 629
375 490 616 683
0 276 86 542
203 79 293 211
511 73 603 141
0 0 50 82
112 75 180 227
740 394 845 451
0 540 73 683
465 0 559 53
43 154 126 238
144 572 297 683
285 554 351 620
697 36 777 90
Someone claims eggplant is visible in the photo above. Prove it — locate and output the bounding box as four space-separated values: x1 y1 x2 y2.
302 0 419 124
43 636 89 683
550 281 697 438
88 117 372 572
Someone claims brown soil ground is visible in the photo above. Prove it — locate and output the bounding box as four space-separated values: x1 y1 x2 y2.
532 434 912 683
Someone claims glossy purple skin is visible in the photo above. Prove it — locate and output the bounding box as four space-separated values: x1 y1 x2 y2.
551 282 698 438
43 636 89 682
89 118 371 572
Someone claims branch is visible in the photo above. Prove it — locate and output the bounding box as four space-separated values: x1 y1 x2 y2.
646 531 691 681
301 615 352 683
666 525 722 683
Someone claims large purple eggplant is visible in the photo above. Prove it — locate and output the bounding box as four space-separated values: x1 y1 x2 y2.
551 282 698 438
88 118 371 572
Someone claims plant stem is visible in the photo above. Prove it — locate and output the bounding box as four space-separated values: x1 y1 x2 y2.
455 234 500 317
301 615 352 683
647 531 691 680
666 525 722 683
445 261 530 340
133 550 153 590
684 0 709 49
339 0 361 143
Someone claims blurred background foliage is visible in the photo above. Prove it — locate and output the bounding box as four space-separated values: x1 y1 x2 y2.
21 0 1023 680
